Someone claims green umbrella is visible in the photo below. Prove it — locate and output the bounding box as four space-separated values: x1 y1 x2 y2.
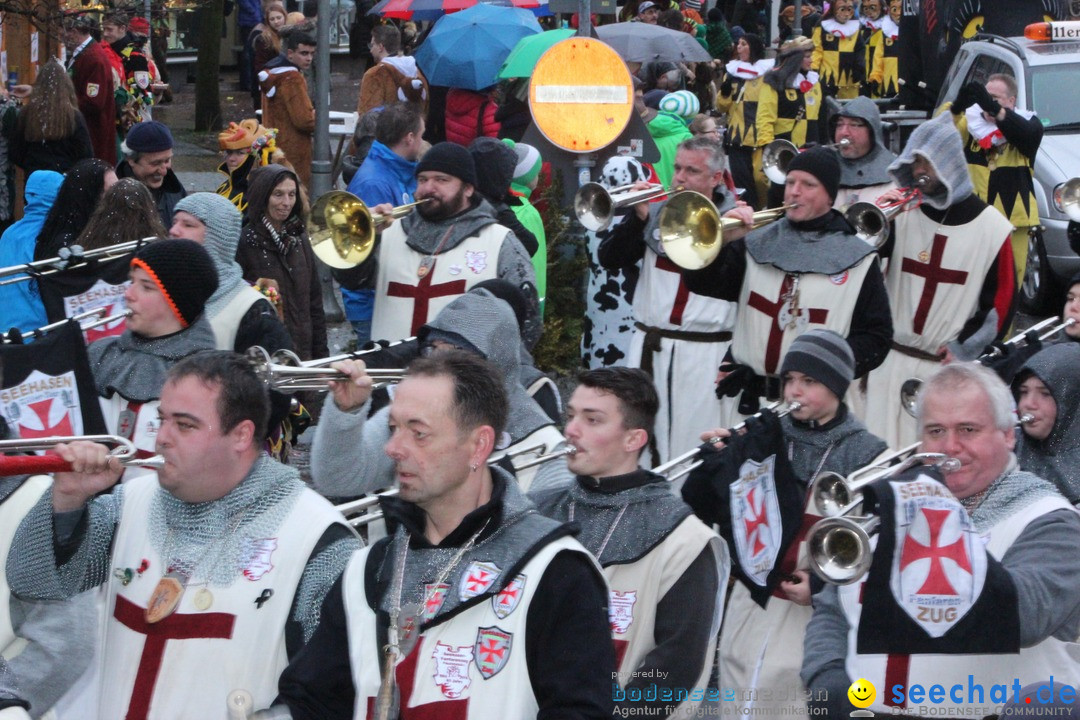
497 28 577 79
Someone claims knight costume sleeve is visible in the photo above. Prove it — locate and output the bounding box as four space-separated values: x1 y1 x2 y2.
996 109 1044 162
846 259 893 377
274 550 615 720
596 212 649 270
309 400 395 499
800 583 857 717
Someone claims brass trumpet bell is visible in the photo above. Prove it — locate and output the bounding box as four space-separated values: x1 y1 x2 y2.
807 515 881 584
307 191 378 270
762 139 798 185
657 191 722 270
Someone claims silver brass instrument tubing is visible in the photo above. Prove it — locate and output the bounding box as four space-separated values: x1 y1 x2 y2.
0 237 157 285
0 434 165 476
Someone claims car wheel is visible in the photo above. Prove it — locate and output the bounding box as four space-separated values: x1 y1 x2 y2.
1019 228 1062 316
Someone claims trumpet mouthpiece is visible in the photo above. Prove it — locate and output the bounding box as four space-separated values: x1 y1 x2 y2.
565 445 578 455
940 458 961 473
1019 413 1035 425
914 175 931 187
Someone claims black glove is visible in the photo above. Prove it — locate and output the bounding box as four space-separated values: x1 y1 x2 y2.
715 362 753 399
720 77 734 97
951 81 977 114
968 80 1002 117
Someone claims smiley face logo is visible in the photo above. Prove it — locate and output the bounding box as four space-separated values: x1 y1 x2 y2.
848 678 876 708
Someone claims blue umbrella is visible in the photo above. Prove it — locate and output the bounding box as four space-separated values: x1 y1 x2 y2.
415 4 543 91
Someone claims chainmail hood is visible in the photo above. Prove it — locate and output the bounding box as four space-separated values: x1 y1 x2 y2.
88 316 216 402
828 96 896 187
782 406 888 484
419 289 552 442
968 462 1066 532
745 212 874 274
1015 343 1080 503
399 196 501 255
174 193 246 318
889 111 974 209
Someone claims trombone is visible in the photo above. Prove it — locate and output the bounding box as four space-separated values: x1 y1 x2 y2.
307 191 430 270
0 238 156 286
246 346 404 392
659 193 793 270
0 434 164 476
653 401 803 481
573 183 680 232
806 450 961 584
761 138 851 185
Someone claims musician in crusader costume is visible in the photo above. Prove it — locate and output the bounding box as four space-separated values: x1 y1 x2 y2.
597 135 739 464
810 0 865 99
681 146 892 425
348 142 539 346
311 289 573 497
863 112 1015 450
88 239 219 477
829 96 897 213
6 351 360 718
803 363 1080 716
1013 343 1080 505
685 331 886 717
272 352 615 719
532 367 728 719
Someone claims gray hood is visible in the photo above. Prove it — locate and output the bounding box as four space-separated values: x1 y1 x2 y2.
420 289 552 443
828 96 896 188
888 111 974 209
1015 343 1080 502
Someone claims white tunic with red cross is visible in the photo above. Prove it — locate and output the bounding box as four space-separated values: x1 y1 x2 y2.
864 206 1012 449
627 247 737 464
371 222 505 343
839 495 1079 714
343 535 595 720
93 475 347 720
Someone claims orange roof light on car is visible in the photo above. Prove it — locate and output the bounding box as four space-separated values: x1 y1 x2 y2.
1024 21 1080 41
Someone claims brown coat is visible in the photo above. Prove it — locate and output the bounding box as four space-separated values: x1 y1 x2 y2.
260 65 314 189
356 60 429 116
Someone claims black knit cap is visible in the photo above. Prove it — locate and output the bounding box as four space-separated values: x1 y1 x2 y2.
787 146 841 201
130 239 219 328
779 329 855 400
416 142 478 187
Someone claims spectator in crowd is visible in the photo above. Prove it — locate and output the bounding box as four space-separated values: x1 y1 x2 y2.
63 13 117 164
356 24 428 117
6 60 93 178
74 178 168 252
216 119 282 212
34 158 117 261
444 86 500 147
116 120 187 228
0 171 63 333
259 28 316 189
250 2 287 110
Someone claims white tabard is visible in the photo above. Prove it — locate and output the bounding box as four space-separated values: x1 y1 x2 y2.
95 475 349 720
840 496 1079 714
371 222 505 342
343 535 595 720
208 285 265 351
98 394 160 481
627 247 737 464
864 206 1012 449
606 517 726 716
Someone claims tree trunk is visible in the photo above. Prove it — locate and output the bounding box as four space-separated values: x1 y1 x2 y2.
194 0 224 131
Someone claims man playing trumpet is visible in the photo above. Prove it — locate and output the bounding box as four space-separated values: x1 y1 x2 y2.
863 112 1016 449
681 146 892 425
596 135 739 464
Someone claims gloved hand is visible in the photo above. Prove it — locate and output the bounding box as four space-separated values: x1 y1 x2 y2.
968 80 1002 117
950 81 977 114
715 363 753 399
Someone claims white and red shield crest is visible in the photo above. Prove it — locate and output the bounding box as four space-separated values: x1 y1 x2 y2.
241 537 278 580
431 641 474 698
134 71 151 90
889 477 986 638
474 626 512 679
491 573 526 619
1 369 81 440
608 589 637 635
63 279 130 344
458 560 500 601
729 455 783 586
422 582 449 621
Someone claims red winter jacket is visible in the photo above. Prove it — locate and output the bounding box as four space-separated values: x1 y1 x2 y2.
444 89 501 147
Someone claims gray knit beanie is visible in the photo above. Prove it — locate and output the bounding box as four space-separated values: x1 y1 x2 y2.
173 193 244 317
779 329 855 400
888 111 974 209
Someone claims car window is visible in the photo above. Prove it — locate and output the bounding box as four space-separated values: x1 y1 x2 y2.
964 54 1013 86
1031 64 1080 130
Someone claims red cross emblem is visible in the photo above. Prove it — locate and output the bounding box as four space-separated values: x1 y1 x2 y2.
458 560 500 601
423 583 449 621
747 274 829 373
386 258 467 335
743 487 770 556
900 233 969 335
899 507 972 596
474 626 512 679
18 398 75 440
492 574 526 619
653 255 692 325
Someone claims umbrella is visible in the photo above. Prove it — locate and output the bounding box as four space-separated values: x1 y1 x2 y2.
595 22 712 63
497 28 576 79
370 0 551 22
415 5 542 91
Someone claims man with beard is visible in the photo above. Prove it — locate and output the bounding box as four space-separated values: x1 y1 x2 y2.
356 142 538 345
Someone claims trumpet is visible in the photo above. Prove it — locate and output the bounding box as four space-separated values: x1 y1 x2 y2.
806 450 960 584
659 194 793 270
761 139 852 184
1 307 127 344
573 183 681 232
844 180 928 247
0 238 156 285
246 346 405 392
308 191 430 270
0 435 164 476
1057 177 1080 222
490 443 577 470
653 401 803 481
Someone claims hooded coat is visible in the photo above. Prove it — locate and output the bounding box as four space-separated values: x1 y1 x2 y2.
259 56 314 189
0 171 64 332
646 111 693 190
1015 343 1080 504
828 96 896 189
356 56 429 116
236 165 328 360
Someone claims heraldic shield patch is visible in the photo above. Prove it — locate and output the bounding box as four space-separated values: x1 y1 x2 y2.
856 466 1020 655
730 456 783 588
